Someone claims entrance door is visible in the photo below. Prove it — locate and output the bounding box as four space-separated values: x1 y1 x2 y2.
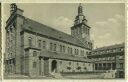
119 71 124 78
51 60 57 73
44 58 49 75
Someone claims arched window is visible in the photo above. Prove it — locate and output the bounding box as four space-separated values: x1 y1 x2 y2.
54 44 57 51
10 53 13 58
43 41 46 49
88 29 90 35
33 51 37 56
28 37 32 46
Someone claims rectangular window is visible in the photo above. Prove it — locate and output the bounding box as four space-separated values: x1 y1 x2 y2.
33 51 37 56
77 62 79 66
70 48 72 54
68 47 70 53
81 50 83 55
38 40 41 48
120 63 123 69
67 67 71 70
83 51 84 55
76 49 79 55
43 41 46 49
63 46 65 52
87 28 88 35
60 45 62 52
33 62 36 68
60 61 62 64
83 27 85 33
75 49 76 55
50 43 53 50
69 62 71 65
88 29 90 35
81 26 83 33
77 28 79 34
54 44 57 51
86 28 87 34
81 50 84 56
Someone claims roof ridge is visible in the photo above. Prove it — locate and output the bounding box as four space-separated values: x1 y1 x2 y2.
25 17 73 37
94 43 124 51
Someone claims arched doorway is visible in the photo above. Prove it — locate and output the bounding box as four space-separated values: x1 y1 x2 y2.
51 60 57 73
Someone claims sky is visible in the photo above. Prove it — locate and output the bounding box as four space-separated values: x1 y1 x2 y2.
2 3 125 52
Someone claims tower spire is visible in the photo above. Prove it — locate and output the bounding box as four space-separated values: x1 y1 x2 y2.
74 3 87 25
9 3 24 16
10 3 17 15
78 3 83 15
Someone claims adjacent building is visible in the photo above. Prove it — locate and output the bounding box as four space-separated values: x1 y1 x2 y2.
88 43 125 78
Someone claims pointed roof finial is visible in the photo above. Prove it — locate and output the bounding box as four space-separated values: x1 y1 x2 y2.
78 3 83 15
10 3 17 14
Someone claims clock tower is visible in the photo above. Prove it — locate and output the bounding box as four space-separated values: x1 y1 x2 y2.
71 4 92 49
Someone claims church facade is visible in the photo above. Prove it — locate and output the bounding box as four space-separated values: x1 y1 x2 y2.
4 4 93 77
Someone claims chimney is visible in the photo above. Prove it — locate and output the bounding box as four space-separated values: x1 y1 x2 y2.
10 3 24 16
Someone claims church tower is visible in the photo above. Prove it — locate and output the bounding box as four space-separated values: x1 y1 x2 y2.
71 4 92 49
5 3 24 74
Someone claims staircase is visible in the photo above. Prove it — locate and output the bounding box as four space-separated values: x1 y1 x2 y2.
50 72 62 79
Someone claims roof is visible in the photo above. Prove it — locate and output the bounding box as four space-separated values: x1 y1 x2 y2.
22 17 90 50
93 43 124 51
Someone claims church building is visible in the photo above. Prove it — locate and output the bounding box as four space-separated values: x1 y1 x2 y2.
4 3 93 77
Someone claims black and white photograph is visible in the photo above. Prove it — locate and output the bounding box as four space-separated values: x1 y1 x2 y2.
3 3 125 79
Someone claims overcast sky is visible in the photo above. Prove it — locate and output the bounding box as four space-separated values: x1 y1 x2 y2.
2 3 125 52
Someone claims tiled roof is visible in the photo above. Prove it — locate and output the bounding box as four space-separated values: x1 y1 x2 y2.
22 17 90 49
93 43 124 51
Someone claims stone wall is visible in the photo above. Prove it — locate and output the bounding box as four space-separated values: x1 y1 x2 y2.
25 57 93 77
22 30 93 77
23 32 90 58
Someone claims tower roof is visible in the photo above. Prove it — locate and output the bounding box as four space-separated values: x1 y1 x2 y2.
78 3 83 15
74 3 87 25
10 3 17 14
